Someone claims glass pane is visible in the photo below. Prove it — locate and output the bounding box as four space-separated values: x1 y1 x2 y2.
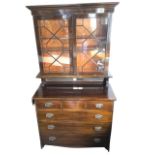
76 16 107 74
37 19 71 74
40 51 70 73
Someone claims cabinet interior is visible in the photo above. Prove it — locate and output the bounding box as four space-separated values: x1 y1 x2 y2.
37 15 109 78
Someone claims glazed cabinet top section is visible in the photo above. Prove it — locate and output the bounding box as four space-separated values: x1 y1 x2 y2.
27 2 118 79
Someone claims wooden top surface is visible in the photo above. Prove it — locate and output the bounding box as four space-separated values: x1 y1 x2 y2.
33 84 116 101
27 2 119 10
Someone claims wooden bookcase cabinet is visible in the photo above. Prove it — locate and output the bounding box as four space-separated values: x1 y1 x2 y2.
27 2 118 151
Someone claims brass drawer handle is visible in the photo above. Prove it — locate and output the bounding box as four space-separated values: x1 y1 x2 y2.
48 125 55 130
44 102 53 108
95 114 103 120
94 126 102 131
49 136 56 142
46 113 54 119
94 138 101 143
96 103 104 109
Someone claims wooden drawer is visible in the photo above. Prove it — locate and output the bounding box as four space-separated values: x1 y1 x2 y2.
36 100 113 111
63 101 86 109
86 101 113 112
63 101 113 112
42 134 108 147
37 110 112 123
36 100 61 109
39 122 111 136
36 100 86 110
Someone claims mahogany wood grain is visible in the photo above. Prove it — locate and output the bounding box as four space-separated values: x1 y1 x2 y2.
27 2 118 151
27 2 119 17
27 2 119 81
39 122 111 135
33 84 116 101
86 101 113 112
42 134 108 147
36 100 113 111
37 100 61 109
32 84 115 151
37 110 112 123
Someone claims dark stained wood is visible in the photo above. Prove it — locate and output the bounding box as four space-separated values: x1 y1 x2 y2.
37 72 108 79
39 123 111 136
27 2 118 81
27 2 118 151
37 73 112 87
86 101 113 112
37 110 112 123
33 86 115 150
33 84 115 150
62 101 86 109
42 134 108 147
37 100 61 109
33 84 116 101
27 2 119 9
37 100 87 110
33 18 44 75
26 2 119 16
36 100 113 111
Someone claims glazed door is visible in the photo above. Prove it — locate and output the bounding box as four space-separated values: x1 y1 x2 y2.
76 14 108 75
37 18 72 74
36 14 109 76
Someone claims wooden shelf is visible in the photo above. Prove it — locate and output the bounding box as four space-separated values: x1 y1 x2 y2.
36 72 112 79
37 72 104 78
39 36 107 40
41 46 106 52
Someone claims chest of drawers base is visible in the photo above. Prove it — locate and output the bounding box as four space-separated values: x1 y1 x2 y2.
33 85 115 151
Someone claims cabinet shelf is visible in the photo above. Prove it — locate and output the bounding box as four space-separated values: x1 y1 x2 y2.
37 72 108 78
39 36 107 40
41 47 105 52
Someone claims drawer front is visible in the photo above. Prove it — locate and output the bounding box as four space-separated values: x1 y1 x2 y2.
37 110 112 123
37 100 61 109
63 101 86 109
39 122 111 135
42 134 107 147
86 101 113 112
36 100 113 111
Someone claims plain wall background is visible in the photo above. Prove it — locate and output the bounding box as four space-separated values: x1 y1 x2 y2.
0 0 155 155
